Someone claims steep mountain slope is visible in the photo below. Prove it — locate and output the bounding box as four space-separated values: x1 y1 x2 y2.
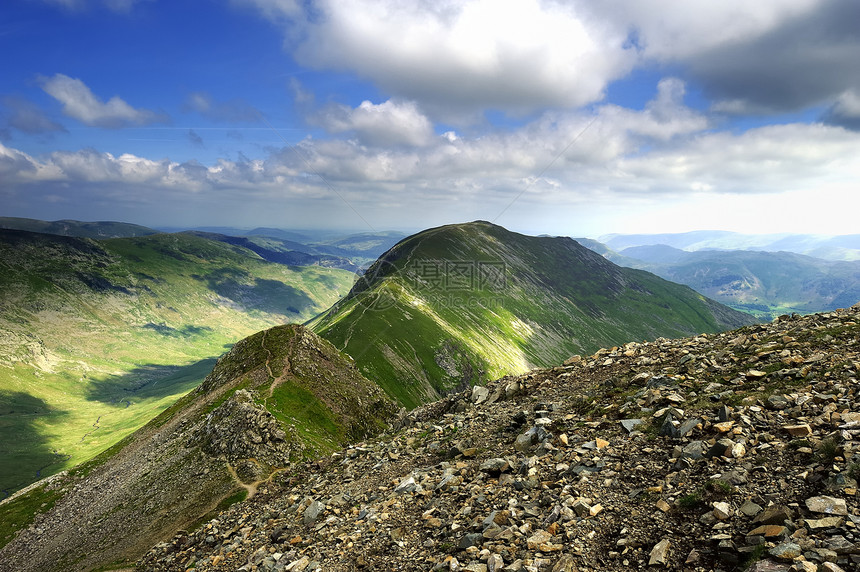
0 217 158 238
0 324 396 572
138 305 860 572
0 230 354 495
309 221 756 409
619 246 860 319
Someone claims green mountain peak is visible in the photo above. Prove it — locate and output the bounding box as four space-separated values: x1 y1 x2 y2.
310 221 756 408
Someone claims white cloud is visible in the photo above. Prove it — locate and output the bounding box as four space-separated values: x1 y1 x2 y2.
242 0 859 119
601 0 820 60
245 0 636 117
832 90 860 119
39 74 167 128
5 79 860 233
314 100 434 147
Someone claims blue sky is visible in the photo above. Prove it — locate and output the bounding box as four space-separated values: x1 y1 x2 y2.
2 0 859 237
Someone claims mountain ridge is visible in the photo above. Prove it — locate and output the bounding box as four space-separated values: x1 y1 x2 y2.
310 221 756 409
136 304 860 572
0 324 396 572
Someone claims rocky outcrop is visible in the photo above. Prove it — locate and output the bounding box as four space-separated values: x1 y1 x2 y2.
192 389 298 467
140 304 860 572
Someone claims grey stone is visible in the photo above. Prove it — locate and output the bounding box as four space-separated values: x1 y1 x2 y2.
479 458 510 474
805 495 848 516
649 538 671 566
303 500 324 525
659 414 680 438
472 385 490 404
620 419 644 434
680 440 707 460
459 533 483 550
769 542 802 561
678 418 702 437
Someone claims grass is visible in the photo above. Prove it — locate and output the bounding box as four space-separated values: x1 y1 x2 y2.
678 493 704 510
0 484 65 550
310 221 755 409
816 436 841 464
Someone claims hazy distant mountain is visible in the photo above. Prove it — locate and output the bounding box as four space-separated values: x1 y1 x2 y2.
0 217 158 238
600 231 860 261
616 245 860 319
159 226 407 270
309 221 755 408
185 231 362 272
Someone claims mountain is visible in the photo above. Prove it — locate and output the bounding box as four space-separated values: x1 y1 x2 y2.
309 221 756 409
185 231 362 272
160 227 408 270
0 324 396 572
617 246 860 320
0 230 355 496
0 217 159 238
600 230 860 261
133 305 860 572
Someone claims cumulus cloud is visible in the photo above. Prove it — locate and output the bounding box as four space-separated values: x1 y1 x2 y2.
39 74 168 128
823 90 860 130
643 0 860 114
183 92 262 123
313 99 434 147
242 0 860 120
10 79 853 197
244 0 636 117
5 73 860 232
1 97 67 138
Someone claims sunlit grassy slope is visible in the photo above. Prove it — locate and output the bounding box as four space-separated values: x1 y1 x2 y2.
0 229 355 494
310 221 756 409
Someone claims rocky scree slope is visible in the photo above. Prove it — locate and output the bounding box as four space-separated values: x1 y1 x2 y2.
0 325 396 572
142 304 860 572
310 221 755 409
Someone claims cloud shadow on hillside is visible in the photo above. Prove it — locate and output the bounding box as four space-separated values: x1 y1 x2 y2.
194 267 318 316
0 391 69 496
83 357 218 407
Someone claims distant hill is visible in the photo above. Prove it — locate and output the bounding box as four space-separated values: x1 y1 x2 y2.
0 230 355 495
600 230 860 261
160 226 408 270
617 245 860 319
0 217 158 238
185 231 362 272
309 221 756 408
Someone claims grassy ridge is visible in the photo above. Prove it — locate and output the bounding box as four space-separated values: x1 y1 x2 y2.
310 221 756 408
0 230 355 494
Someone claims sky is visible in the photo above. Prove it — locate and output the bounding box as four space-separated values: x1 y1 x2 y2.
1 0 859 238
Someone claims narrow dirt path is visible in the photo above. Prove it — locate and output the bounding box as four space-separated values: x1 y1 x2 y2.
224 462 289 500
262 328 295 401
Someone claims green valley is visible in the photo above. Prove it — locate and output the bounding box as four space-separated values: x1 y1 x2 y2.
0 230 356 495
